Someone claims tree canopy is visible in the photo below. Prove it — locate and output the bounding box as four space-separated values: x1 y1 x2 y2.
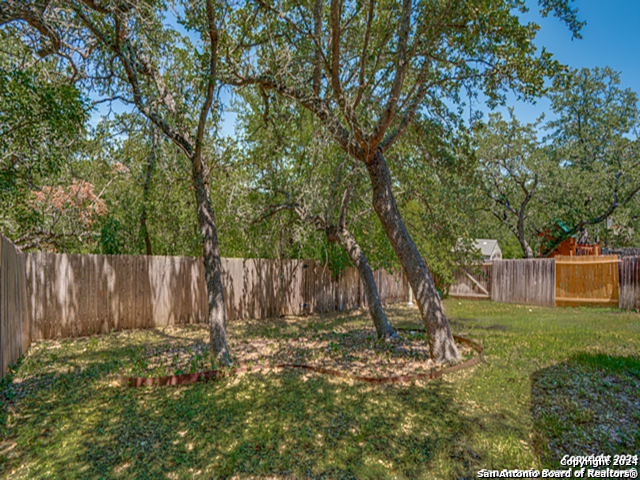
476 67 640 258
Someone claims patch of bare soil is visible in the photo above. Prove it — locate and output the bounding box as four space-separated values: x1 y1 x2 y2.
122 326 475 378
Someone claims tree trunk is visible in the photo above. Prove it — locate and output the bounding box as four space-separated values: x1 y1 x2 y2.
140 127 157 256
331 226 398 339
365 149 460 363
517 216 534 258
191 161 230 366
518 235 535 259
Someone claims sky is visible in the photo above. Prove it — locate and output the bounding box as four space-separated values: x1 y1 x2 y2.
488 0 640 126
91 1 640 137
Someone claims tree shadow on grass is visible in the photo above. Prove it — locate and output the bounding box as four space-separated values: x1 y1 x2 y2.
0 309 499 480
2 344 489 480
82 373 469 479
531 353 640 468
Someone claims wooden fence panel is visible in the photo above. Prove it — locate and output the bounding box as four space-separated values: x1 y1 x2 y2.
117 255 128 330
449 264 492 299
349 268 361 309
87 254 97 336
26 253 44 340
180 257 191 325
316 263 328 312
193 257 207 323
11 249 408 344
69 254 81 338
250 258 262 319
350 267 360 308
18 253 29 356
555 255 619 307
98 255 109 334
491 259 555 307
222 258 238 321
105 255 118 332
619 257 640 310
280 260 301 316
302 261 315 313
380 270 392 304
0 235 29 374
244 259 257 320
294 260 305 315
149 256 165 327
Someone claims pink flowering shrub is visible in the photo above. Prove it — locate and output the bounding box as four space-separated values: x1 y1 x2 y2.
27 180 109 250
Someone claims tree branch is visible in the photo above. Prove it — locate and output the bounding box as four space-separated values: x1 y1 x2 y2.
194 0 219 165
369 0 413 146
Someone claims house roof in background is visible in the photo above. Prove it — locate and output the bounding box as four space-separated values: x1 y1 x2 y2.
473 239 499 257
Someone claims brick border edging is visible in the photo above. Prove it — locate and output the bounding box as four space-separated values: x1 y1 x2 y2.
123 335 484 388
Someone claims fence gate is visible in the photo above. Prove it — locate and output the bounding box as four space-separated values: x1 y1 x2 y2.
449 263 492 300
555 255 619 307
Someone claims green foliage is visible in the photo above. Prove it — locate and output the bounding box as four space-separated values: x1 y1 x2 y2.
98 218 123 255
474 110 548 256
0 66 91 247
393 117 483 291
0 68 88 172
545 67 640 247
475 67 640 256
233 87 402 275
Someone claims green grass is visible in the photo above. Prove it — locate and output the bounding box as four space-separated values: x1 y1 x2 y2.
1 300 639 479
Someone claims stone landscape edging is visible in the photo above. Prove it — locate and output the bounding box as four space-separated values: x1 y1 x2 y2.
123 334 484 388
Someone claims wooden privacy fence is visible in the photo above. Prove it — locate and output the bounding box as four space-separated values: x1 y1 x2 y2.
490 259 556 307
449 264 492 299
1 233 409 372
23 255 407 341
450 255 640 309
619 257 640 310
2 248 408 371
0 236 30 376
555 255 619 307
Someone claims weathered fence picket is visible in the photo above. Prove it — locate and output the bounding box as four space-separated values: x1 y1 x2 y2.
490 259 556 307
619 257 640 310
0 235 30 375
1 233 409 373
449 264 492 299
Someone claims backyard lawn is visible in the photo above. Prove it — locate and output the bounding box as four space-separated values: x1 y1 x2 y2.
1 299 639 479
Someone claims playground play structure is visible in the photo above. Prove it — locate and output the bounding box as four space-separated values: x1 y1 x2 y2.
538 220 602 257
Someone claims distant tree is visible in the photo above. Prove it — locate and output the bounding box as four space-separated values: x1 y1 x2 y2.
542 67 640 254
475 68 640 258
87 114 247 259
4 0 236 365
475 112 547 259
0 63 91 249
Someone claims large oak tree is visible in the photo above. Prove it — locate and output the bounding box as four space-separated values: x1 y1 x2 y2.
225 0 582 362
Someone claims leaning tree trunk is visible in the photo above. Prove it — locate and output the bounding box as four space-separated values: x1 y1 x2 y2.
365 150 460 363
191 160 230 365
518 236 535 259
330 226 398 339
516 220 535 259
